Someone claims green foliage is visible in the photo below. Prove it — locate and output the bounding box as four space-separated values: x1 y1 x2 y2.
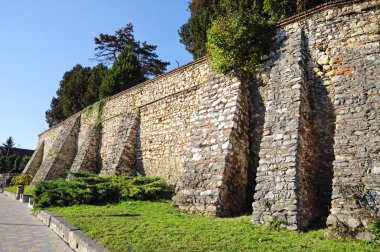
46 23 168 127
85 99 106 126
179 0 219 59
1 136 15 151
263 0 303 24
180 0 327 60
45 64 109 127
95 99 105 126
268 217 285 231
33 173 174 208
49 201 378 252
207 11 272 74
0 137 30 173
370 219 380 241
99 47 146 99
94 23 169 76
10 174 33 186
334 223 349 236
179 0 259 59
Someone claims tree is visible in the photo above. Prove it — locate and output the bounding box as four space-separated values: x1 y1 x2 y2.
179 0 222 59
45 64 109 127
207 11 272 74
94 23 169 77
18 156 30 173
179 0 325 59
0 137 27 173
179 0 262 59
263 0 303 24
46 23 170 127
45 97 65 127
99 47 146 98
0 137 16 157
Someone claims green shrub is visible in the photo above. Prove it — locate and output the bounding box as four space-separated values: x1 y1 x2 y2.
370 219 380 241
115 176 174 200
263 0 303 24
206 11 272 74
33 173 174 208
10 174 33 186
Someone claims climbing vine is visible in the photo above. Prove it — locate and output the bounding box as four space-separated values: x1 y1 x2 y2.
94 99 105 126
83 99 106 127
130 96 140 114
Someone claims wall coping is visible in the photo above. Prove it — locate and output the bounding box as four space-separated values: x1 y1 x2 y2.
278 0 369 27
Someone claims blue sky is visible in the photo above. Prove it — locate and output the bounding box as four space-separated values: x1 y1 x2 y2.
0 1 192 149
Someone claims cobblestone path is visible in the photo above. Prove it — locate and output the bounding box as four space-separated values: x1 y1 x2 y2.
0 193 72 252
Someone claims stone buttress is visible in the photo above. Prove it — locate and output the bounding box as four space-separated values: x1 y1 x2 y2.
251 31 318 230
99 113 139 176
69 124 102 174
173 72 250 216
23 141 44 176
31 115 81 183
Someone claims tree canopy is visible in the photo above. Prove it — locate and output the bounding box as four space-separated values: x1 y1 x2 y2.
0 137 30 174
46 23 169 127
94 23 169 77
99 47 146 98
180 0 326 60
45 64 109 127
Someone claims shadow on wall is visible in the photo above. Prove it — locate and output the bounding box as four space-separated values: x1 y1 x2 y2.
247 76 266 212
95 125 103 174
134 116 145 176
304 34 336 227
248 29 335 229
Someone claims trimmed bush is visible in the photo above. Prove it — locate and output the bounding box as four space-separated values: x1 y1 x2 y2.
10 174 33 186
33 172 174 208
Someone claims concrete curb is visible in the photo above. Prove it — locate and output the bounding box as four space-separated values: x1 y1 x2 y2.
36 210 108 252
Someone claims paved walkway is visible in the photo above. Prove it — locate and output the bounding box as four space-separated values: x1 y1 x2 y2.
0 193 72 252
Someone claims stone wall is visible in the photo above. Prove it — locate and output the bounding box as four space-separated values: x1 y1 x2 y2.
25 59 214 186
173 72 250 216
252 30 319 230
251 0 380 231
24 0 379 234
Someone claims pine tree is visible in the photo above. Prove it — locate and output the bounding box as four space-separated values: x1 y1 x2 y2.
94 23 169 77
99 47 146 98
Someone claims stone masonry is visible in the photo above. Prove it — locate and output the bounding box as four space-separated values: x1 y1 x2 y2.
252 31 318 230
70 124 101 174
24 0 379 233
99 112 139 176
28 115 80 183
173 72 250 216
22 141 44 176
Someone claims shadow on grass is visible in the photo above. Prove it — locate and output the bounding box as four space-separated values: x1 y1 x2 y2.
73 213 141 218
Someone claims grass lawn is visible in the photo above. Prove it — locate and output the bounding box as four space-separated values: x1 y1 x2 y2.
49 200 378 252
5 185 34 194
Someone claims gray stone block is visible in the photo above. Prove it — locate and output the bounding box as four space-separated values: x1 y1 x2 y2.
50 216 79 243
37 210 60 226
69 230 108 252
